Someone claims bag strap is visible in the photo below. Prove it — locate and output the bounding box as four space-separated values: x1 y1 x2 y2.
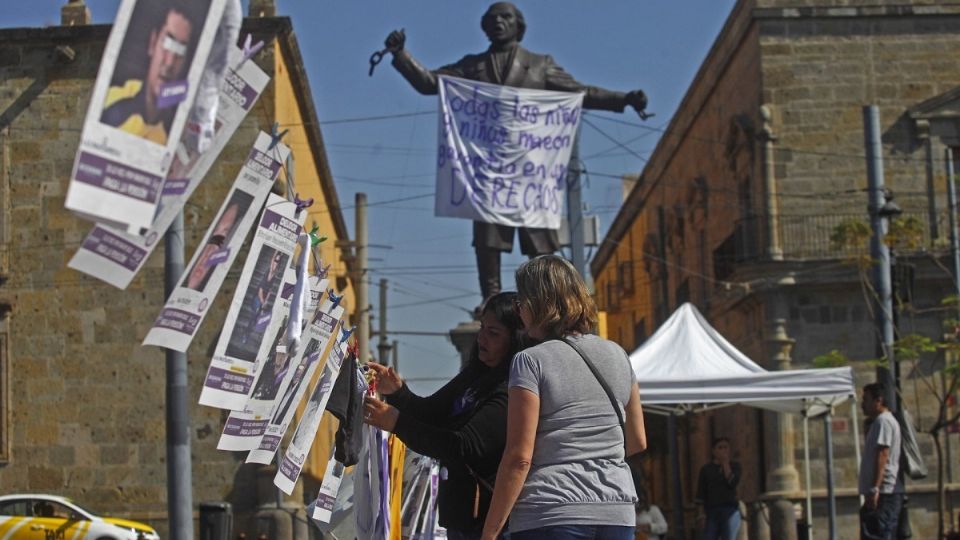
559 337 626 439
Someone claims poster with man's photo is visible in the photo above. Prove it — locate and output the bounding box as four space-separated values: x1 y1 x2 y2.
142 133 289 352
198 195 306 411
246 301 345 464
217 277 328 452
275 335 350 495
69 45 269 289
65 0 228 233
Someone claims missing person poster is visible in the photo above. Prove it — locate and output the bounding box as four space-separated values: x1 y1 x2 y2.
216 277 328 452
245 300 345 463
65 0 228 233
274 335 350 494
435 76 584 230
69 45 269 289
142 132 288 352
197 195 306 411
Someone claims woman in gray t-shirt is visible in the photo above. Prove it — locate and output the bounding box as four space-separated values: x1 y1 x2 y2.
481 255 648 540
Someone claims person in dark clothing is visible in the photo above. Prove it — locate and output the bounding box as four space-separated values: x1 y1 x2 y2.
363 292 523 540
696 437 742 540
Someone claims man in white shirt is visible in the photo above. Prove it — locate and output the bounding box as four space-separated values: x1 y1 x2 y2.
858 382 903 540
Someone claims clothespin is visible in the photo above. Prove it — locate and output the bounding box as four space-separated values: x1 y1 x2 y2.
315 263 332 280
339 325 355 344
347 339 359 359
308 224 327 246
268 122 289 151
328 289 343 310
294 193 314 218
238 33 265 67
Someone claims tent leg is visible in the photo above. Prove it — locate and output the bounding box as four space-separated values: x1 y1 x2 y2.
851 400 863 506
804 415 813 540
824 412 837 540
668 414 685 540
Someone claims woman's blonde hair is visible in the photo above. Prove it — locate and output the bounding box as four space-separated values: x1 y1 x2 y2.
515 255 598 338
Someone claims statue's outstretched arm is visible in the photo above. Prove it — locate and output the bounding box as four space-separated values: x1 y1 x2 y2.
391 49 441 95
386 29 469 95
544 57 648 118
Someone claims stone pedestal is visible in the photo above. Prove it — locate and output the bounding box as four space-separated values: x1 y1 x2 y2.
449 319 480 369
249 0 277 17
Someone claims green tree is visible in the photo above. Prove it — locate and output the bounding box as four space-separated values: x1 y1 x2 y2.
830 217 959 537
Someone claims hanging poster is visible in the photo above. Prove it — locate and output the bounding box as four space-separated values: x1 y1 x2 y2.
435 76 584 230
141 133 289 352
273 335 350 494
65 0 228 233
246 301 345 463
311 449 347 523
216 276 328 452
69 45 269 289
197 195 306 411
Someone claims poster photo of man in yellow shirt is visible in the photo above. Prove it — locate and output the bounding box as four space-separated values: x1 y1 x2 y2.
100 0 208 145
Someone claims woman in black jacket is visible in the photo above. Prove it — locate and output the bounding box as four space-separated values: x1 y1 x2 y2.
363 292 522 540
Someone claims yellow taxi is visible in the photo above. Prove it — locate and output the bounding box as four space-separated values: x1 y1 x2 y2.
0 494 160 540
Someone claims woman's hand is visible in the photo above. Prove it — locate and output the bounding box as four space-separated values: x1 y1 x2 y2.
366 362 403 395
363 396 399 431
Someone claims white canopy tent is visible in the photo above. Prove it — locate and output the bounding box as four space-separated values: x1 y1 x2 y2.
628 303 860 540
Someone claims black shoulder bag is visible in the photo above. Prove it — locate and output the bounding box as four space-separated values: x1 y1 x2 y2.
559 337 627 441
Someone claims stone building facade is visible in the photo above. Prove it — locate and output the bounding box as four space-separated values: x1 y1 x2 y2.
592 0 960 538
0 4 355 538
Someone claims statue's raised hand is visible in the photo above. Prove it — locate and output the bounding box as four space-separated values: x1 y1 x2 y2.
626 90 648 118
385 29 406 53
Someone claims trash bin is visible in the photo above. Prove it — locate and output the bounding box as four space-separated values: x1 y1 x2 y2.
199 501 232 540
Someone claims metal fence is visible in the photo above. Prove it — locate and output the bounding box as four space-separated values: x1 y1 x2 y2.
731 210 946 262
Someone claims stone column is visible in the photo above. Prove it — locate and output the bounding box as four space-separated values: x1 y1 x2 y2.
61 0 91 26
762 319 800 540
760 104 783 261
765 319 800 494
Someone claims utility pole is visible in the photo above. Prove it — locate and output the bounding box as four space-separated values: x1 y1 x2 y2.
567 127 585 277
946 149 960 316
378 278 391 365
863 105 897 411
165 211 193 540
356 193 369 364
392 339 399 371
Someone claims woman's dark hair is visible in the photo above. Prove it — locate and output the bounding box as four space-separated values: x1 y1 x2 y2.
480 291 522 355
711 436 730 449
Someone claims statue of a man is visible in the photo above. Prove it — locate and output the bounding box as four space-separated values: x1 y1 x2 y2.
384 2 648 306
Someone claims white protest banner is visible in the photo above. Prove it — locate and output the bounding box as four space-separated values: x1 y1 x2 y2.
216 277 327 452
65 0 227 233
274 335 350 494
197 195 306 411
246 301 345 463
142 132 288 352
69 45 269 289
435 76 584 230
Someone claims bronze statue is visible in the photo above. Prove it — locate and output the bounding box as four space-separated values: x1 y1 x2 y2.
383 2 648 307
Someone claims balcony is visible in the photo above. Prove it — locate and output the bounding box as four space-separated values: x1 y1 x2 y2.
718 210 946 268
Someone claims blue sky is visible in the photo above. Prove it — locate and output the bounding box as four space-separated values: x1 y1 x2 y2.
10 0 737 392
